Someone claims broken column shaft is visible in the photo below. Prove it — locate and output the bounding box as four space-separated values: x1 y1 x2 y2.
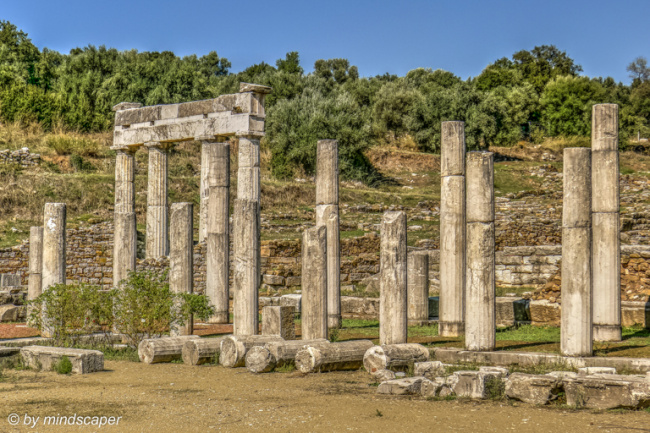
562 147 593 357
591 104 621 342
380 211 408 345
146 142 170 259
170 202 193 336
28 226 44 302
42 203 66 338
316 139 341 329
301 225 328 340
465 152 496 352
408 251 430 325
439 121 466 337
113 148 137 287
203 139 230 324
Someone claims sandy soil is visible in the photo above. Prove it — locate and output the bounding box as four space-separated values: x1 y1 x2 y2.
2 361 650 433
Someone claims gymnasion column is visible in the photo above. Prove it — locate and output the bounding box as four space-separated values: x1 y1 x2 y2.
439 121 466 337
145 141 171 259
170 202 194 336
380 211 408 345
301 225 328 340
562 147 593 357
232 134 261 335
28 226 44 303
42 203 66 338
464 152 495 351
315 139 341 329
408 251 430 325
113 147 137 287
592 104 621 342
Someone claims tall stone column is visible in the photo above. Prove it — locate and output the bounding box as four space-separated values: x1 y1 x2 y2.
170 202 193 336
465 152 495 352
42 203 66 338
562 147 593 357
380 211 408 345
202 138 230 323
301 226 328 340
113 147 137 287
408 251 430 325
592 104 621 342
199 144 209 243
315 139 341 329
145 142 170 259
28 226 44 302
232 134 262 335
439 121 466 337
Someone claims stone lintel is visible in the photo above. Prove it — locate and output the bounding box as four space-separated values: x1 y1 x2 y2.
239 82 272 94
112 102 142 112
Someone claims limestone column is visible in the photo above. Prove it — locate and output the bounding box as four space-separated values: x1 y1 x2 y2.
113 147 137 287
170 203 193 336
465 152 496 352
232 134 262 335
439 121 466 337
408 251 430 325
592 104 621 342
28 226 43 302
42 203 66 338
315 139 341 329
380 211 408 345
202 138 230 324
301 226 328 340
562 147 593 357
199 144 209 243
145 142 170 259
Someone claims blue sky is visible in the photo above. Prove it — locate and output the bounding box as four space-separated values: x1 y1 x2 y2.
4 0 649 83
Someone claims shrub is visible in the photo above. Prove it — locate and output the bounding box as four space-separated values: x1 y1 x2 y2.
45 134 100 157
28 283 114 346
53 356 73 374
70 154 94 172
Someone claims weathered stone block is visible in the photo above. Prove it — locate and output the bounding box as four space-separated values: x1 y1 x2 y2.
505 373 561 405
377 377 426 395
280 294 301 313
449 371 502 399
261 305 295 340
21 346 104 374
414 361 445 380
262 274 285 286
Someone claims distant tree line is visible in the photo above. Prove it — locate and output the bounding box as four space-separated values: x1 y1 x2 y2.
1 21 649 182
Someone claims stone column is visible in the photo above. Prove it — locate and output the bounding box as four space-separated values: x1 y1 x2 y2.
42 203 66 338
465 152 496 352
380 211 408 345
232 134 262 335
113 147 137 287
28 226 44 302
562 147 593 357
439 121 466 337
170 203 193 336
301 226 328 340
408 251 430 325
199 144 209 243
592 104 621 342
145 142 170 259
315 139 341 329
202 138 230 324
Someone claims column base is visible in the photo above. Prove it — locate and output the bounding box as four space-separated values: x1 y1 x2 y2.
593 324 622 342
438 321 464 337
328 314 342 329
208 311 230 324
408 319 438 327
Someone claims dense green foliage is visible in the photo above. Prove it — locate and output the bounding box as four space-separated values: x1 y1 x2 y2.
2 21 649 181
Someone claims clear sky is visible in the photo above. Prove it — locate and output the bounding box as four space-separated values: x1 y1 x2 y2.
3 0 649 83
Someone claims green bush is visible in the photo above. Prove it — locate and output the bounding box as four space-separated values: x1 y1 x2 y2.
70 154 94 172
45 134 99 156
53 356 72 374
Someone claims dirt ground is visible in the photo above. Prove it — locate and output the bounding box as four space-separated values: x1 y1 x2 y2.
2 361 650 433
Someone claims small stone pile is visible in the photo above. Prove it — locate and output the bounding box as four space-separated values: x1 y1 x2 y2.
0 148 41 166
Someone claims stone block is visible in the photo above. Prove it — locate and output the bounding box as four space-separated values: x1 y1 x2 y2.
341 296 380 319
449 371 503 399
496 297 530 327
578 366 616 375
420 377 446 397
529 300 561 326
285 276 301 287
0 305 25 322
21 346 104 374
377 377 426 395
564 375 650 409
262 306 295 340
0 274 21 287
280 294 301 313
262 275 285 286
505 373 561 405
414 361 445 380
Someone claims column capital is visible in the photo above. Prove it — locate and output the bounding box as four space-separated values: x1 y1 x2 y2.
144 141 174 151
110 144 139 154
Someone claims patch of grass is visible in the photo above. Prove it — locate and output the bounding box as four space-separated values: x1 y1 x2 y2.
275 363 295 373
53 356 73 374
495 325 560 343
484 375 506 400
341 229 367 239
374 409 383 417
100 346 140 362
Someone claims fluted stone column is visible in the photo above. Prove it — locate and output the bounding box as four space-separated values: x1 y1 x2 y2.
439 121 466 337
232 134 262 335
202 139 230 324
592 104 621 342
315 139 341 329
170 203 194 336
28 226 43 302
380 211 408 345
145 142 170 259
113 148 137 287
408 251 430 325
301 225 328 340
42 203 66 338
562 147 593 357
465 152 495 351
